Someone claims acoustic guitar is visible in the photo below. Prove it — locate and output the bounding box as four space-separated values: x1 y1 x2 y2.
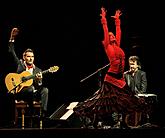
5 66 59 94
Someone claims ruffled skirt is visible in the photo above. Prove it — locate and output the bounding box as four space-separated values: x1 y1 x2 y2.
74 81 149 126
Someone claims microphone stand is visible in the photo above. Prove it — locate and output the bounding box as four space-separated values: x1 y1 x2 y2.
80 64 110 87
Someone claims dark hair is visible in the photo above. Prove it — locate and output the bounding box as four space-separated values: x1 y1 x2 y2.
23 48 34 57
128 56 141 69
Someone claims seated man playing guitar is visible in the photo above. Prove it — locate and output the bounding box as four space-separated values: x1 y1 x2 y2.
7 27 51 118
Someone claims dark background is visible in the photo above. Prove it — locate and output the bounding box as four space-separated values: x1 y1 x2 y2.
0 0 164 127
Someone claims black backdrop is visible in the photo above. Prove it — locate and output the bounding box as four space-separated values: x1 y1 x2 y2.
0 0 164 127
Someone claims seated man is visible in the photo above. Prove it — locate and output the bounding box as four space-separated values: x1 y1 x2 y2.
124 55 149 126
8 28 49 118
124 55 147 95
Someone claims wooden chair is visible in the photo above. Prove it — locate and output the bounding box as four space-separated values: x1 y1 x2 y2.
14 100 42 129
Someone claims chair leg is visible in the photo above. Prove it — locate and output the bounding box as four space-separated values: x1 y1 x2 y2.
21 108 25 129
40 108 42 129
15 107 18 127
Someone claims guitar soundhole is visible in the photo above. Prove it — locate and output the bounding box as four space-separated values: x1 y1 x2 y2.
12 78 16 87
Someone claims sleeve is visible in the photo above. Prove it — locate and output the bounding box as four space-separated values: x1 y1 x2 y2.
115 18 121 47
8 42 24 68
101 17 109 49
140 71 147 93
34 68 43 86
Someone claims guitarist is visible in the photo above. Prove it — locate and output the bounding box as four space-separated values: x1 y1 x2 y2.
8 28 48 118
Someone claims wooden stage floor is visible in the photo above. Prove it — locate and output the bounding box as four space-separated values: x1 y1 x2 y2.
0 127 165 137
0 114 164 137
0 119 164 138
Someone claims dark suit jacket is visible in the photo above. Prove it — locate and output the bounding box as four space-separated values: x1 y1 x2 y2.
9 43 42 89
124 70 147 94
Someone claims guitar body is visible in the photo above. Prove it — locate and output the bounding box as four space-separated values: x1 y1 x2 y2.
5 71 33 93
5 65 59 94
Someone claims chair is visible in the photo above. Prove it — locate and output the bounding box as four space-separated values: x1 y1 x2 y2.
14 100 42 129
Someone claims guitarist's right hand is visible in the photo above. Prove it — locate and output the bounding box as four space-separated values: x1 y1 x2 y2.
9 27 19 42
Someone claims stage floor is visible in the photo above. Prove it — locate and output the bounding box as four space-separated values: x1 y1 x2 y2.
0 127 165 137
0 117 164 137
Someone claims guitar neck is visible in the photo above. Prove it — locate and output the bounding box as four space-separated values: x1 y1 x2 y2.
24 69 49 81
42 69 49 74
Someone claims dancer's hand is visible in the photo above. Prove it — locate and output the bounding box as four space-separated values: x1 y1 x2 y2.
111 9 122 19
100 7 107 18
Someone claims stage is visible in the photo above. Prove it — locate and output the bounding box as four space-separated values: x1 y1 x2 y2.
0 116 163 137
0 127 164 137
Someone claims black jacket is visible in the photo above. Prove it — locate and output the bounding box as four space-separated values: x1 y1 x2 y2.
124 70 147 94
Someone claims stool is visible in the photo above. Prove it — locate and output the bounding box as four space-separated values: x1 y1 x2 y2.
15 100 42 129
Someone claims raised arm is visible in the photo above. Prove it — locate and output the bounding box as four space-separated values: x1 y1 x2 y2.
111 10 122 47
8 28 24 67
100 7 109 48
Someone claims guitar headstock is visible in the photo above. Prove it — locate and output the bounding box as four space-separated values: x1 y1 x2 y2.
9 27 19 42
48 66 59 73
